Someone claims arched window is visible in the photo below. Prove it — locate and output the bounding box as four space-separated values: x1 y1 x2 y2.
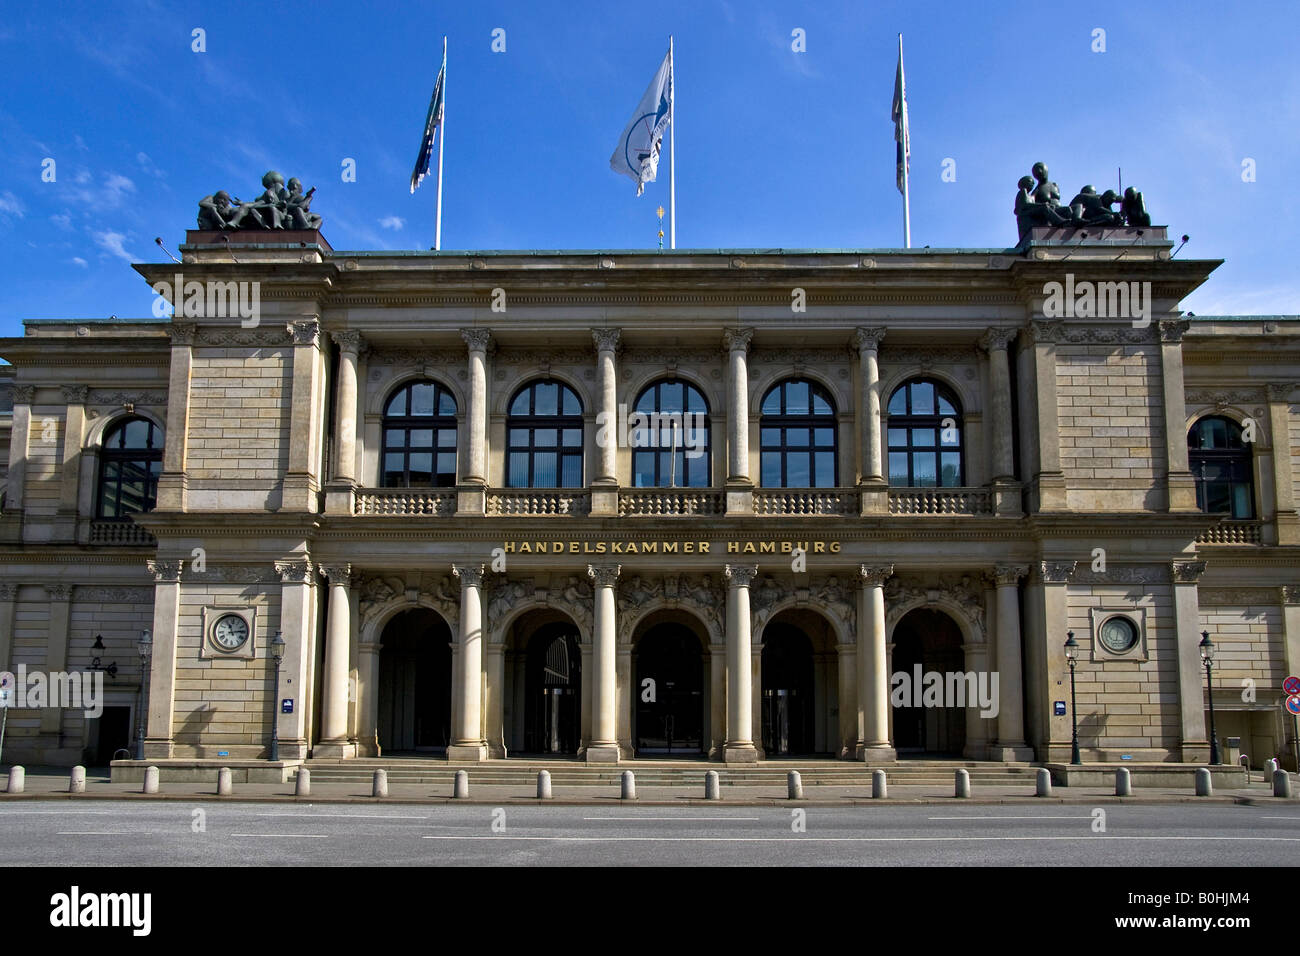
1189 416 1253 519
97 417 163 518
507 380 584 488
382 380 457 487
887 379 964 487
760 379 837 488
631 380 710 487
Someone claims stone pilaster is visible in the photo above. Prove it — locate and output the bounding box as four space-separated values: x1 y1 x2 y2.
40 584 73 745
1024 560 1075 760
854 328 888 515
980 327 1021 515
55 384 88 541
836 641 857 759
449 563 488 761
458 328 491 515
586 563 621 762
1023 321 1068 511
1 385 34 541
591 329 621 516
723 328 754 515
325 330 364 514
283 318 323 513
1171 560 1210 761
156 324 195 511
144 559 184 758
275 559 315 760
856 564 896 762
1266 383 1298 544
723 564 759 762
0 583 16 672
316 563 355 757
990 563 1032 760
1159 320 1198 512
1281 586 1300 771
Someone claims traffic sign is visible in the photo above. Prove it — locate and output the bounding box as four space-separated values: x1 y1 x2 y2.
1284 675 1300 696
1286 695 1300 716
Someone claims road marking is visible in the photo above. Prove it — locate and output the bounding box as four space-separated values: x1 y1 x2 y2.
254 813 430 820
927 815 1090 820
230 833 328 839
0 810 116 815
422 834 1300 843
582 816 761 822
56 831 152 835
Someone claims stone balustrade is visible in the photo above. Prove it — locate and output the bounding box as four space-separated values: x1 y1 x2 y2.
888 487 993 515
355 489 457 516
486 490 591 516
753 489 858 516
88 520 157 546
1195 520 1263 545
618 489 725 517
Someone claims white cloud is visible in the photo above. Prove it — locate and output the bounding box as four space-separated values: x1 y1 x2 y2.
73 169 91 185
379 216 406 231
71 257 88 268
136 152 164 180
94 231 135 263
102 173 136 204
51 212 72 230
0 191 25 218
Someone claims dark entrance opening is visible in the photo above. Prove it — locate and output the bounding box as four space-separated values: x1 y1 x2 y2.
892 609 966 756
92 705 132 765
761 625 814 755
378 608 453 752
525 624 581 754
634 624 704 755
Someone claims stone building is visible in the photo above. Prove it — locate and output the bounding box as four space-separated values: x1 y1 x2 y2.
0 227 1297 771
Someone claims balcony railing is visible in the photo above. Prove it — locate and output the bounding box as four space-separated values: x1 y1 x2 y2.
753 489 858 516
486 489 591 516
1195 520 1263 545
888 487 993 515
618 489 726 517
89 520 157 546
355 489 456 516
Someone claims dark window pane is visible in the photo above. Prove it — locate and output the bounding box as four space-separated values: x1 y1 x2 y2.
812 392 832 415
533 452 557 486
437 391 456 415
941 453 962 486
814 452 835 487
913 452 937 486
888 427 908 448
814 427 834 446
535 428 558 447
1232 484 1251 518
507 453 529 487
634 452 655 487
937 395 956 415
786 381 809 415
787 428 809 447
911 383 935 415
438 429 457 447
761 452 781 486
660 382 683 412
123 419 149 448
889 452 909 484
383 453 405 486
509 391 529 415
560 454 582 487
761 428 781 447
787 453 810 486
386 390 407 416
561 387 581 415
409 384 435 416
408 453 433 484
761 389 781 415
888 389 907 415
409 429 433 448
685 386 706 413
436 452 456 478
912 428 935 448
562 428 582 447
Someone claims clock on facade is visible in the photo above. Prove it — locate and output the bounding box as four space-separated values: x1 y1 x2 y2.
212 614 250 652
1098 616 1139 654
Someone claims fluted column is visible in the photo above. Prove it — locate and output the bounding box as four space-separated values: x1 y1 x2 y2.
591 329 621 516
586 563 621 762
990 563 1031 760
317 563 355 757
723 564 759 762
457 329 491 514
325 331 363 514
857 564 896 762
449 563 488 761
980 327 1021 515
723 328 754 514
855 328 888 515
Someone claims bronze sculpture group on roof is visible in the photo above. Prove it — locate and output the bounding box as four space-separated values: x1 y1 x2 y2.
197 170 322 232
1014 161 1150 240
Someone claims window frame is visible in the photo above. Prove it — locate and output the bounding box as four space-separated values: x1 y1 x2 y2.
506 380 585 489
380 380 459 488
1188 415 1254 520
631 379 712 488
886 379 965 488
758 379 838 489
96 416 164 519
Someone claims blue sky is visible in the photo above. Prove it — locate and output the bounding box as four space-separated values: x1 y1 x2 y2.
0 0 1296 338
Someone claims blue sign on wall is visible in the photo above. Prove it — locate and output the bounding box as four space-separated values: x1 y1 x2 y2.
1054 700 1067 716
282 698 294 714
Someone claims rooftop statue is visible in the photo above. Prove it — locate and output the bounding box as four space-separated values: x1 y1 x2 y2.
195 170 322 231
1014 162 1154 240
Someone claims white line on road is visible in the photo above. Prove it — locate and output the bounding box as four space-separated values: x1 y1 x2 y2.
422 834 1300 843
230 833 328 839
927 815 1090 820
254 813 430 820
56 831 153 835
0 810 116 815
582 816 761 822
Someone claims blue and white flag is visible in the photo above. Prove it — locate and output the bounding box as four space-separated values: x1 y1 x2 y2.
410 46 447 194
610 49 672 196
891 41 909 195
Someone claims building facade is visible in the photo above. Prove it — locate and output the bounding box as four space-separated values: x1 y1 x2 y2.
1 230 1298 769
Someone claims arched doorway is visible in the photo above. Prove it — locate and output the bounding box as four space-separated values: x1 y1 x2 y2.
634 622 706 755
891 608 966 756
524 623 581 754
761 625 814 755
377 608 453 752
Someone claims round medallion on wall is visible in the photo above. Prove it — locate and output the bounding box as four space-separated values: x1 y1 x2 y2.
1098 616 1138 654
211 613 250 652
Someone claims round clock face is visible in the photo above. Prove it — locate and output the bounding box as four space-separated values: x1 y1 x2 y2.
1099 617 1138 654
213 614 250 651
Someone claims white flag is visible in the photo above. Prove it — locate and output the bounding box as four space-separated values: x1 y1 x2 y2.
610 49 672 196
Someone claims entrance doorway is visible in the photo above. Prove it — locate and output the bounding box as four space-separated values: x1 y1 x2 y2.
377 608 453 752
525 624 581 754
91 705 132 765
891 608 966 756
761 625 814 755
634 624 705 755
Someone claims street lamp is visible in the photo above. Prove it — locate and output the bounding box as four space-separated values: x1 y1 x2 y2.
269 630 285 762
88 634 118 680
135 629 152 760
1064 631 1081 765
1200 631 1220 765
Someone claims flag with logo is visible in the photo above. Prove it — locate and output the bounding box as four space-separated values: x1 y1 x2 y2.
610 49 673 196
410 45 447 194
891 43 909 194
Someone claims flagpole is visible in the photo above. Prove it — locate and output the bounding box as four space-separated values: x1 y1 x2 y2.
669 34 676 250
899 33 911 249
435 35 446 251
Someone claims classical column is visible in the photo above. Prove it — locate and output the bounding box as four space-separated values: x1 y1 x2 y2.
709 643 727 758
616 641 633 758
156 325 194 511
1159 320 1198 512
857 564 896 762
1021 321 1068 511
586 563 621 762
484 643 506 758
459 328 491 515
591 329 621 516
723 564 759 762
980 327 1021 515
144 559 184 759
1 385 33 541
1171 560 1210 761
990 563 1032 760
1022 561 1075 761
275 559 315 760
723 328 754 514
55 385 88 541
283 318 324 513
316 564 355 757
1281 587 1300 771
326 331 364 514
1267 383 1297 544
449 563 488 760
855 328 888 515
836 641 857 759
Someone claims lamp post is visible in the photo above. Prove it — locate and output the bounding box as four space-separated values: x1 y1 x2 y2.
88 634 118 680
135 629 152 760
269 630 285 762
1200 631 1220 765
1064 631 1081 765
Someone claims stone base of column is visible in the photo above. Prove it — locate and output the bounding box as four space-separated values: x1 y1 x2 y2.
1030 472 1069 512
276 739 309 761
313 739 357 758
585 742 620 764
725 484 753 516
51 512 78 543
143 738 175 760
857 744 897 764
991 479 1023 516
281 474 321 513
724 743 758 763
456 484 486 516
447 743 488 762
857 480 889 515
1166 471 1199 512
323 480 357 515
1276 512 1300 545
155 473 188 511
1179 741 1211 763
589 483 619 517
988 743 1034 762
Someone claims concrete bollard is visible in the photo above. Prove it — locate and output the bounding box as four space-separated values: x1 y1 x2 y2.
787 770 803 800
295 768 311 797
372 769 388 798
705 771 720 800
1115 767 1132 797
621 770 636 800
536 770 552 799
872 769 887 799
217 767 233 796
69 766 86 794
143 766 160 794
6 766 24 794
1273 769 1292 798
955 768 970 799
1266 758 1278 776
1195 767 1212 797
1035 768 1052 797
453 770 469 799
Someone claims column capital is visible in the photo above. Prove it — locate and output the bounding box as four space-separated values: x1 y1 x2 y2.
858 564 894 587
11 384 35 404
592 328 622 353
979 327 1017 353
44 583 73 601
0 583 17 601
1024 319 1064 344
1265 382 1293 403
167 322 197 346
853 327 886 352
1034 560 1077 584
275 559 315 584
61 384 89 404
1281 585 1300 606
147 559 184 583
319 563 353 587
1158 318 1190 344
587 564 621 588
992 563 1028 586
329 330 365 354
453 563 486 589
460 328 492 353
722 327 754 352
1170 559 1207 584
287 318 321 347
724 564 759 588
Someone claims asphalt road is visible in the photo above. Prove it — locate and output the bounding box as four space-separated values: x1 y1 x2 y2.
1 801 1296 866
